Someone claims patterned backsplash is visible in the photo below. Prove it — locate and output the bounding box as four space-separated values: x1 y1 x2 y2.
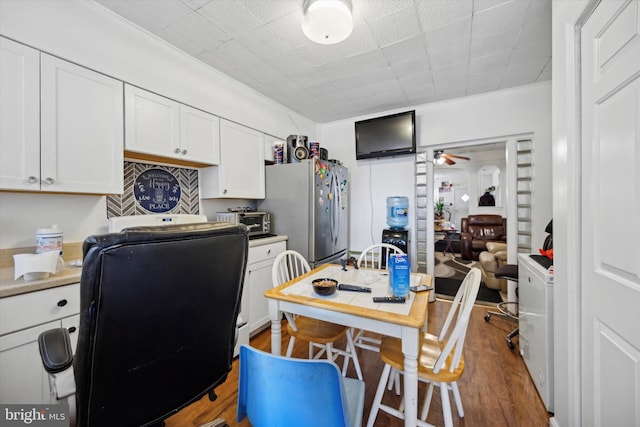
106 161 199 218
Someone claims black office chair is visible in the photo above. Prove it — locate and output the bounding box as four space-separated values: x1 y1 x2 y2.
484 264 519 349
38 222 249 427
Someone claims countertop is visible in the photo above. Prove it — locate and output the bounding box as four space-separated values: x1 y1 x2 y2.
0 235 287 299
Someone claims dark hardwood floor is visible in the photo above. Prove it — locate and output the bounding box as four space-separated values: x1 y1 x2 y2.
165 298 552 426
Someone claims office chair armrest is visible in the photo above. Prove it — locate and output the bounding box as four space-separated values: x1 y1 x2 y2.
39 328 73 373
38 328 77 400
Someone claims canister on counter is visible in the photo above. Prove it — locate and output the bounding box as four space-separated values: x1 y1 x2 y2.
36 225 63 256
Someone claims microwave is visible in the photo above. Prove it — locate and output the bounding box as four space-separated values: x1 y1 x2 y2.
216 211 271 237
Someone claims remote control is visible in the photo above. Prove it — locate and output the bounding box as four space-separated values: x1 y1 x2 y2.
372 296 406 303
410 285 433 292
338 284 372 293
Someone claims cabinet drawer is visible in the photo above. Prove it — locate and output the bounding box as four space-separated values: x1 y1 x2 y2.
0 283 80 336
248 241 286 264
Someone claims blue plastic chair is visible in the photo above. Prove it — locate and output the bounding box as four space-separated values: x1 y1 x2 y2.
237 345 365 427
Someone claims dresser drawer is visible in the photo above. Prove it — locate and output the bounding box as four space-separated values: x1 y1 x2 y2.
0 283 80 336
248 241 286 264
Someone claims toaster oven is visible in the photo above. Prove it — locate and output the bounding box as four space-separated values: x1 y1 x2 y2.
216 211 271 237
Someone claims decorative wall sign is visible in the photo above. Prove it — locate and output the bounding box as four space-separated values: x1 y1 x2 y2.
134 168 181 213
106 161 199 218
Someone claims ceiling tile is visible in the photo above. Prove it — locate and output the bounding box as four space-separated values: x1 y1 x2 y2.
356 0 415 22
471 0 529 39
238 0 300 25
416 0 473 32
367 6 423 48
424 17 472 53
197 1 262 36
381 35 428 63
428 42 471 69
470 28 519 58
469 51 511 74
167 11 229 51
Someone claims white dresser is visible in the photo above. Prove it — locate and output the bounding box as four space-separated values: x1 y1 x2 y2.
518 253 554 412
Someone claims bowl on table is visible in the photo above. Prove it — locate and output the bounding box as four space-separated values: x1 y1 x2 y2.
311 278 338 296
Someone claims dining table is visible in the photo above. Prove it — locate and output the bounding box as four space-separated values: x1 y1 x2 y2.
264 263 432 427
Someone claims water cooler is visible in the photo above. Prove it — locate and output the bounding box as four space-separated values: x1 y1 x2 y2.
383 196 409 268
381 228 408 268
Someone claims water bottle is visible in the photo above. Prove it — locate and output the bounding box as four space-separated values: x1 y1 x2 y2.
386 196 408 229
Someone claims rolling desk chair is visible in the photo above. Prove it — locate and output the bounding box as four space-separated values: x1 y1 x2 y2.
484 220 553 349
38 222 249 427
484 264 519 349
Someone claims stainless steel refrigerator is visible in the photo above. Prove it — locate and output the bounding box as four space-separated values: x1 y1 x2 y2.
258 159 348 267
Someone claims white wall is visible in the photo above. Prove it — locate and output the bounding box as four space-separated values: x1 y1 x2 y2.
318 82 552 264
0 0 315 249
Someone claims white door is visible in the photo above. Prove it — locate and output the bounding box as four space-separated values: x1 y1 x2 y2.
581 1 640 425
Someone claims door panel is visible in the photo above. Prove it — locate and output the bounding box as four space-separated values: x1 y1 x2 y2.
581 1 640 425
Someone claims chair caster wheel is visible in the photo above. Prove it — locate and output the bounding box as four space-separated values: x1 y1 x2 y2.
507 339 515 350
484 314 491 321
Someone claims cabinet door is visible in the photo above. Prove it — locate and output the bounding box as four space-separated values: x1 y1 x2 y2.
0 320 58 404
247 242 286 334
201 119 264 198
0 37 40 190
247 258 275 333
124 84 180 159
179 104 220 164
41 54 124 194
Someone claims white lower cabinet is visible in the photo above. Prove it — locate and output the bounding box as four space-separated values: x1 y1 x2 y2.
245 241 286 335
0 284 80 404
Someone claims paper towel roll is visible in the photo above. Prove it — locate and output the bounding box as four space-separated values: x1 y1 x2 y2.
13 251 61 281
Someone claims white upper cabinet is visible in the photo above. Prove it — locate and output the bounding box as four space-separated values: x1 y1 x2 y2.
40 54 124 194
200 119 265 199
179 104 220 164
0 37 123 194
0 38 40 190
125 85 219 165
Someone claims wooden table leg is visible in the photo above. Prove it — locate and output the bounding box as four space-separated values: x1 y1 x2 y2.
268 300 281 355
402 327 420 427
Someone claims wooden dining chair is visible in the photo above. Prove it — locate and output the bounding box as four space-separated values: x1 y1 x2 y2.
366 267 482 427
353 243 405 352
272 250 362 380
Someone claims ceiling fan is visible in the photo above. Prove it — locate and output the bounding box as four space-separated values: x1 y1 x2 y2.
433 150 470 165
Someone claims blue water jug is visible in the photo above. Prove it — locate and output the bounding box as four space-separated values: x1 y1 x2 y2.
386 196 408 229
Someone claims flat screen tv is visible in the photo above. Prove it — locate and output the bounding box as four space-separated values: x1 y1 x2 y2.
355 110 416 160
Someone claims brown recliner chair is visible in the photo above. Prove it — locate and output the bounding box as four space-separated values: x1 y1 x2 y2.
478 242 508 292
460 215 507 260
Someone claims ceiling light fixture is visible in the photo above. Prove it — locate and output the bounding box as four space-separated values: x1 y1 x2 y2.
434 151 446 165
302 0 353 45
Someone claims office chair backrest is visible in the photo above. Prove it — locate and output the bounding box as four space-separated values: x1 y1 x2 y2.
357 243 404 270
237 345 354 427
74 222 248 427
435 267 481 374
